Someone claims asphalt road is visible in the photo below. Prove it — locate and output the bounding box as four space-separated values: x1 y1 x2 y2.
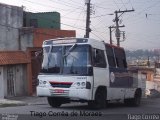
0 98 160 120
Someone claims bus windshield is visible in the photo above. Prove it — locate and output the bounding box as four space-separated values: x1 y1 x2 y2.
41 45 91 75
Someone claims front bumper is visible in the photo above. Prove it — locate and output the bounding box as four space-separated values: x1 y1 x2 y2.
37 86 92 100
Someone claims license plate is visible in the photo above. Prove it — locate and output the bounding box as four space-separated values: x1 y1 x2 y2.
54 89 64 93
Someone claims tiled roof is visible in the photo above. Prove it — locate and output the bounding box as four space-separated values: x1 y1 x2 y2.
0 51 29 65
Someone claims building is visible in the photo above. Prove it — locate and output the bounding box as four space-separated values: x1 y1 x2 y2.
152 62 160 91
0 51 29 98
20 28 76 50
0 3 76 98
128 66 155 81
128 66 156 97
0 3 27 99
0 3 23 51
23 12 60 29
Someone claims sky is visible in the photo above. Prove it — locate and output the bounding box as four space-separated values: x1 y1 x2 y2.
0 0 160 50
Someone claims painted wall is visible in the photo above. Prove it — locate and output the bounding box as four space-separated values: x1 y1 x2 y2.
24 12 60 29
33 28 76 47
0 3 23 51
20 28 34 51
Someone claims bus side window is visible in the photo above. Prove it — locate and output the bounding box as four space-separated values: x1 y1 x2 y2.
106 45 116 67
114 48 127 68
92 48 107 68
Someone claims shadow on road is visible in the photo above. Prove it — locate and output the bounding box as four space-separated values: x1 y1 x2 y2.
52 102 128 110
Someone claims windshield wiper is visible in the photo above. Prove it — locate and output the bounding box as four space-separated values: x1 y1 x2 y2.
47 45 53 70
63 43 77 57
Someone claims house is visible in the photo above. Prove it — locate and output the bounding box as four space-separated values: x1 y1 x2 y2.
152 62 160 91
0 51 29 98
0 3 76 98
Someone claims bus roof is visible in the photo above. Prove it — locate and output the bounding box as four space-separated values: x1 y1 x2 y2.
42 37 125 50
105 43 124 50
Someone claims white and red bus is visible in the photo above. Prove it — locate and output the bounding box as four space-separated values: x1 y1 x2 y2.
37 38 143 109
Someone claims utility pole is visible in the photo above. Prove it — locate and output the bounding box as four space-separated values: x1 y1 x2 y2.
85 0 91 38
114 9 134 46
109 25 125 45
115 11 120 46
109 26 112 44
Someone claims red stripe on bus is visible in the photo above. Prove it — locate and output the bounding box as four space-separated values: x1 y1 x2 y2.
49 81 73 85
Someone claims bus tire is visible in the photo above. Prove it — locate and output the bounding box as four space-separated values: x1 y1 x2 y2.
47 97 62 108
124 89 141 107
88 89 106 109
132 90 142 106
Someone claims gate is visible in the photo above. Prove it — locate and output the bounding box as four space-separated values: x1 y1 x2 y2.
7 65 15 97
0 67 4 98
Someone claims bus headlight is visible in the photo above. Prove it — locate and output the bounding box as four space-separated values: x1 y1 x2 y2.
71 82 86 89
38 80 48 87
81 82 86 87
77 82 80 86
43 81 47 84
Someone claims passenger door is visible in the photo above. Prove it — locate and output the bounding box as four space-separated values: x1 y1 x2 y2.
92 48 109 99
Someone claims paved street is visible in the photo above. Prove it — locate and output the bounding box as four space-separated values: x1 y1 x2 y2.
0 97 160 120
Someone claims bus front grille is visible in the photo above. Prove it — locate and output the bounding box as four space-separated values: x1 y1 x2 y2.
49 81 73 88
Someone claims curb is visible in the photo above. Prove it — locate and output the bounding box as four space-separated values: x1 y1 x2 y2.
0 99 28 107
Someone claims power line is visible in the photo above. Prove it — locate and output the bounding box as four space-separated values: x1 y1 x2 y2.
113 0 120 10
137 1 160 15
49 0 83 9
29 14 86 30
90 24 108 34
24 10 85 30
125 0 160 22
21 0 88 31
0 2 86 31
61 6 84 17
0 23 74 38
73 8 85 27
22 0 74 11
91 13 114 18
90 32 105 41
129 0 134 9
120 0 127 9
94 5 112 10
69 0 83 5
24 7 85 21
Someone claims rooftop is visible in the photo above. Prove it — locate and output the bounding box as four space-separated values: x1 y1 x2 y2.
0 51 29 65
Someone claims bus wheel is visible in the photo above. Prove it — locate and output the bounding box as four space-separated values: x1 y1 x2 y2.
47 97 62 108
88 89 106 109
132 90 142 106
124 90 141 107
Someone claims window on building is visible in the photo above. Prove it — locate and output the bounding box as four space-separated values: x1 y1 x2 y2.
92 48 107 68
